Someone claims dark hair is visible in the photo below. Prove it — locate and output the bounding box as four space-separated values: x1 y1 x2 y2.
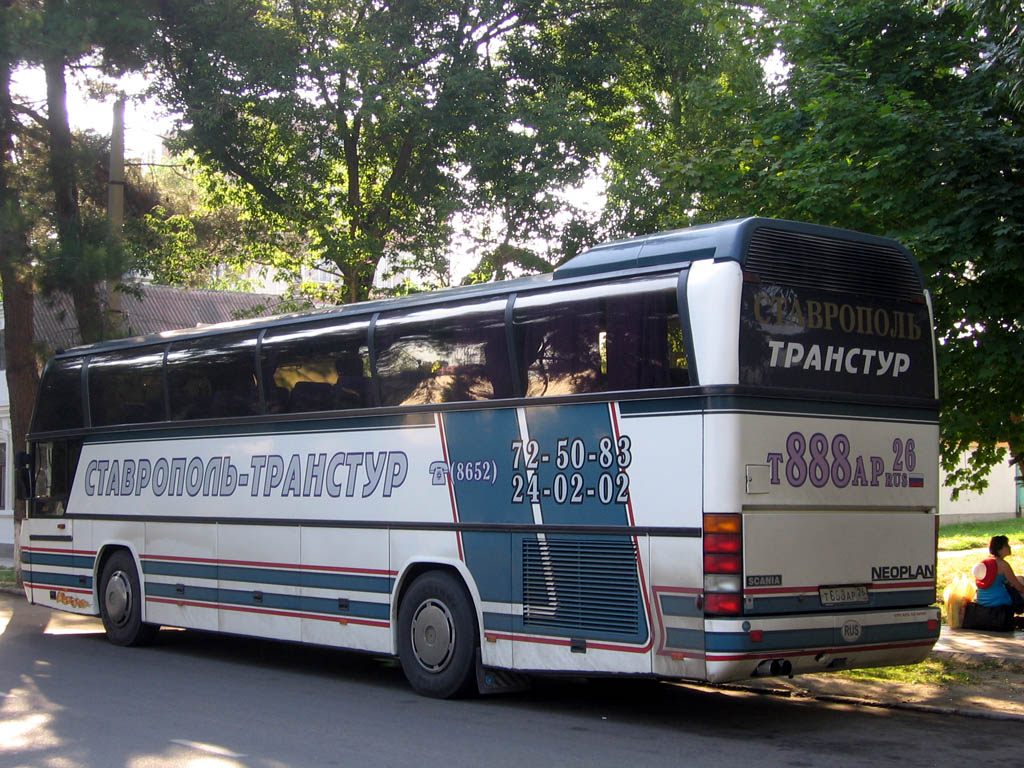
990 535 1010 555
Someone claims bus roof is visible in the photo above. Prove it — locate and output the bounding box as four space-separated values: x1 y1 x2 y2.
52 217 921 359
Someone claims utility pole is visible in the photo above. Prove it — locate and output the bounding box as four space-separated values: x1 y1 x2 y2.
106 96 125 331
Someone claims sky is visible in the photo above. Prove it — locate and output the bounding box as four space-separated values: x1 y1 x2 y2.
11 67 173 160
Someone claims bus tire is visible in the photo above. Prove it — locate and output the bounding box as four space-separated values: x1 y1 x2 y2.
99 550 158 647
397 570 478 698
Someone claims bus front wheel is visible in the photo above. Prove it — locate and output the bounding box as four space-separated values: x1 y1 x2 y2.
397 570 478 698
99 550 158 646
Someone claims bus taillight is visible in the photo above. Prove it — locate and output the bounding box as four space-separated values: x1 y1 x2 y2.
704 513 743 616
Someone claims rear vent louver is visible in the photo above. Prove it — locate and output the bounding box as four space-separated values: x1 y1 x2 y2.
746 227 923 302
522 538 641 636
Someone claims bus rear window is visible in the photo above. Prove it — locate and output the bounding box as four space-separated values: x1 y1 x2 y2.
739 282 934 398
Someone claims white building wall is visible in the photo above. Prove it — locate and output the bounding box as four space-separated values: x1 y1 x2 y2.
0 371 12 547
938 454 1021 525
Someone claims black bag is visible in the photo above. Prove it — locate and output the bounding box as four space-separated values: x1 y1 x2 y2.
962 601 1014 632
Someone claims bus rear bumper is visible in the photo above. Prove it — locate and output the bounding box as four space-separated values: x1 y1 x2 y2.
702 606 941 683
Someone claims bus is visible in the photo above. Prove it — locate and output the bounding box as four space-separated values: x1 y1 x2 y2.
17 217 941 698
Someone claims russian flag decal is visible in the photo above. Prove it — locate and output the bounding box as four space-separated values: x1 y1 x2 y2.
909 476 924 488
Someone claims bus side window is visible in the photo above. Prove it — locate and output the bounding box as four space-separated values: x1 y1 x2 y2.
89 346 167 426
375 297 511 406
32 358 85 433
168 333 260 421
513 286 605 397
260 318 371 414
31 439 83 517
605 281 689 390
514 275 688 397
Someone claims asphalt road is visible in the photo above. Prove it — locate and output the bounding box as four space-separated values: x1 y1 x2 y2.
0 594 1010 768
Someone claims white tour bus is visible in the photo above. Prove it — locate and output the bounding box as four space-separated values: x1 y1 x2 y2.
18 217 940 698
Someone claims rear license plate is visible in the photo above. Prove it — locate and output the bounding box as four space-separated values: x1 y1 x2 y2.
819 585 869 606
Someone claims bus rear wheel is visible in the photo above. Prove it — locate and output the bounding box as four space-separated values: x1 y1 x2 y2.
397 571 478 698
99 550 158 646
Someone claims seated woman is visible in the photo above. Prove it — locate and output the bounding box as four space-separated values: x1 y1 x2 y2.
974 535 1024 614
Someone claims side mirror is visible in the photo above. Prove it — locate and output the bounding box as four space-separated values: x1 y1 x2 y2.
15 450 32 501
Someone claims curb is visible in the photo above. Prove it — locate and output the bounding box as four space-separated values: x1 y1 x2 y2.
714 681 1024 723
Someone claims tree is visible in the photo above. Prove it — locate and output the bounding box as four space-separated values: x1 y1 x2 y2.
955 0 1024 111
649 0 1024 495
149 0 633 302
1 0 40 577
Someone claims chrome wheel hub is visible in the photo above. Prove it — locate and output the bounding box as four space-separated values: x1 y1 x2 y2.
410 598 455 672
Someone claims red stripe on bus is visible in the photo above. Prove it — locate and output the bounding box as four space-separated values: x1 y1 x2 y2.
745 580 933 596
139 554 396 576
146 596 390 627
706 639 935 662
483 630 653 654
24 583 93 595
23 546 98 556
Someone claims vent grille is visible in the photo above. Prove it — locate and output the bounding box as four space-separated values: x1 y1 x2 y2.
522 537 641 636
746 228 922 302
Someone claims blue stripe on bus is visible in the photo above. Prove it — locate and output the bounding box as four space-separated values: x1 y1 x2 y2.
22 552 96 570
24 571 94 589
482 612 515 632
665 627 704 650
706 620 939 653
145 582 390 620
524 403 630 527
443 408 533 605
141 560 394 593
746 590 936 615
660 594 702 618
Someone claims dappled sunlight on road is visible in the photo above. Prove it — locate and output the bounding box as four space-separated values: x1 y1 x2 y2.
125 738 293 768
43 610 104 636
0 675 62 756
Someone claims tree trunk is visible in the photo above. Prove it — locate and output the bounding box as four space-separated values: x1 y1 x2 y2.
1 0 40 585
43 0 106 343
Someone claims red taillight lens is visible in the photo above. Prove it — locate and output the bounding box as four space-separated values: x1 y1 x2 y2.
704 533 741 553
704 513 743 616
705 594 742 615
704 553 742 573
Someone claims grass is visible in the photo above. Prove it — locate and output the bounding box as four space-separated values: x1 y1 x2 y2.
0 567 14 586
837 658 985 686
938 517 1024 551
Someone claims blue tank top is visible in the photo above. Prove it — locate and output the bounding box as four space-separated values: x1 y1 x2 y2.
976 572 1012 607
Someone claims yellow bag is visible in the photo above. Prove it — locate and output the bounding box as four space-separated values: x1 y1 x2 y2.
943 572 977 629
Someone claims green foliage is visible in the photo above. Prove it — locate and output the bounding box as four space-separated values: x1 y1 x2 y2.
644 0 1024 496
149 0 618 301
952 0 1024 111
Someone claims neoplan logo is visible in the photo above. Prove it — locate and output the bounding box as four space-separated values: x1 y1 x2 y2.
871 564 935 581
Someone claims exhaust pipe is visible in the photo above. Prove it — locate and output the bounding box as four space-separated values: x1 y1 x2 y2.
753 658 793 677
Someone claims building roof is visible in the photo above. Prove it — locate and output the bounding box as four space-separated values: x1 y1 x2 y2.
33 283 284 355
